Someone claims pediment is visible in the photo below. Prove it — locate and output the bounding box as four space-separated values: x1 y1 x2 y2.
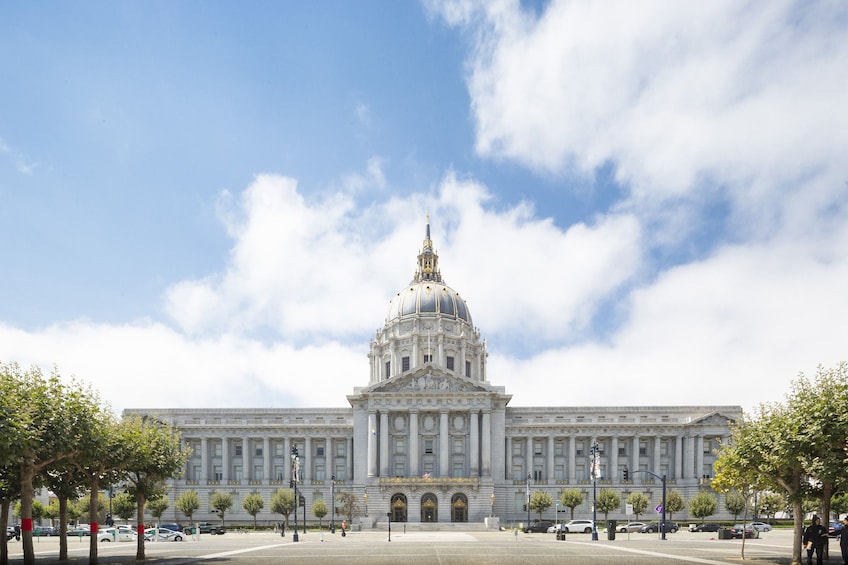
365 367 491 394
689 411 737 426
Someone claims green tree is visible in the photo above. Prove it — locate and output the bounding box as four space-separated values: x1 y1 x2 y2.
664 490 685 521
112 492 136 523
625 492 650 519
270 488 295 530
335 492 360 524
146 496 169 523
120 415 190 561
596 488 621 521
176 491 200 524
529 491 553 521
242 493 265 530
688 491 717 523
757 492 784 523
831 493 848 518
560 489 584 520
210 491 234 527
311 499 328 531
724 491 746 522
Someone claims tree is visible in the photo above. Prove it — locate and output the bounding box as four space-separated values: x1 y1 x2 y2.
560 489 584 520
311 499 328 531
146 496 169 523
271 488 295 530
831 493 848 519
335 492 360 524
176 491 200 524
112 493 136 524
625 492 650 519
664 490 685 521
210 492 234 526
242 493 265 530
724 491 746 522
120 415 190 560
688 491 717 523
596 488 621 521
529 491 553 521
757 492 784 523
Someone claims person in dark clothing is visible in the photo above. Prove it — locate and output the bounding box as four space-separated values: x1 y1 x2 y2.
803 516 828 565
840 517 848 565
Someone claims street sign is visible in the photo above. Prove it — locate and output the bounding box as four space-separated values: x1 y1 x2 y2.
655 505 663 513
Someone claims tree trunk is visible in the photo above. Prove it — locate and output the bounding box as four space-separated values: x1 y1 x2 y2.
792 498 804 565
88 479 100 565
58 496 68 561
135 493 147 560
20 459 35 565
1 499 11 565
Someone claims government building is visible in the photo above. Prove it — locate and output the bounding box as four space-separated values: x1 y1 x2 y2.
125 220 741 527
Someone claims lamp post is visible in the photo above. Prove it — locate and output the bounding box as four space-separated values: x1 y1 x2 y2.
363 493 368 516
590 440 599 541
291 446 299 543
387 512 392 542
490 493 495 517
526 472 531 530
330 474 336 534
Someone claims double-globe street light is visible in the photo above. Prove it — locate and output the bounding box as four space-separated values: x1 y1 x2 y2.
291 447 300 543
589 440 600 541
330 474 336 534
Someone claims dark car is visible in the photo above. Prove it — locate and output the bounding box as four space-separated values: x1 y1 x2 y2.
196 522 225 535
692 523 721 532
639 521 679 534
524 521 554 533
33 526 56 537
158 523 183 532
829 521 844 538
730 524 759 539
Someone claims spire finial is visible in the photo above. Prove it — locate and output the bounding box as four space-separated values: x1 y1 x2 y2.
413 215 441 283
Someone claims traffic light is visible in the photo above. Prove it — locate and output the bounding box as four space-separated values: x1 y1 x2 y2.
623 468 629 481
523 504 528 512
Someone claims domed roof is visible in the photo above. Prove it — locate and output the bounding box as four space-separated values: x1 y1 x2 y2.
385 217 472 325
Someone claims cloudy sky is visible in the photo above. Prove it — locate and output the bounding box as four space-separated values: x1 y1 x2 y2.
2 0 846 416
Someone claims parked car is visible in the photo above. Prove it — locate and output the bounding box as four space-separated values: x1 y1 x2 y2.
196 522 220 534
691 523 722 532
829 521 844 538
750 521 772 532
639 521 678 534
617 522 646 533
144 527 186 542
97 527 137 543
524 521 553 533
33 526 56 537
730 524 759 539
546 523 563 533
68 526 92 537
158 522 183 532
562 519 595 533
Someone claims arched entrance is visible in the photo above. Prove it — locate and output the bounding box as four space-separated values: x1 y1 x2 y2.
420 493 438 523
391 493 407 522
451 493 468 523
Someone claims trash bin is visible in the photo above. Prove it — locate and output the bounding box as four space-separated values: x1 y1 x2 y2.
607 520 617 540
718 528 732 540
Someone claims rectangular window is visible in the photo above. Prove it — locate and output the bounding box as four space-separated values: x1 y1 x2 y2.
597 441 606 454
214 442 222 457
703 438 712 453
316 443 325 457
512 465 523 481
402 356 410 372
424 439 434 455
454 438 464 453
554 464 564 481
394 462 406 477
395 438 406 454
465 360 471 377
554 441 564 457
575 441 584 457
253 465 264 480
192 465 201 480
315 463 325 481
234 465 243 480
335 442 346 457
213 466 222 481
513 441 523 456
661 440 669 457
255 442 263 457
275 441 284 457
335 464 346 481
423 461 434 475
639 441 647 456
446 356 454 371
385 361 391 378
235 444 243 457
533 467 543 481
274 465 285 481
618 446 627 457
534 441 543 456
576 464 586 480
423 354 433 363
452 462 464 478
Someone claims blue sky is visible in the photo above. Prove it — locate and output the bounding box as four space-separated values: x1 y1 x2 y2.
2 0 847 414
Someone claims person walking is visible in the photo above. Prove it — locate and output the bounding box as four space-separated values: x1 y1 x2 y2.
840 517 848 565
341 520 346 537
803 516 828 565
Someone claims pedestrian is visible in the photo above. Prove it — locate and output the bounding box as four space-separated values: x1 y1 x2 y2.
840 517 848 565
341 519 346 537
803 515 828 565
14 524 20 541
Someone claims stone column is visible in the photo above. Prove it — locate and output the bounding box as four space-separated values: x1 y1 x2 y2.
631 436 639 484
304 437 312 483
368 412 378 477
201 437 209 481
675 436 683 480
481 410 492 477
695 435 704 479
568 436 576 482
409 410 420 477
684 436 694 479
243 436 250 480
610 436 619 480
263 437 271 484
283 437 291 482
348 437 354 481
654 436 662 476
439 410 450 477
380 412 390 477
470 411 479 477
222 437 230 482
505 435 512 479
547 436 555 482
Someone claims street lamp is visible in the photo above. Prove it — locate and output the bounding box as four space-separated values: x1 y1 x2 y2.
526 472 531 530
363 492 368 516
490 493 495 517
291 446 299 543
330 474 336 534
590 440 599 541
387 512 392 542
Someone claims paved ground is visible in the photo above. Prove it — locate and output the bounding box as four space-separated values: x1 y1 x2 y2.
2 528 819 564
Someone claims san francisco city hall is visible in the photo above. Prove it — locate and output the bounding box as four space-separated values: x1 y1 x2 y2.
125 221 741 527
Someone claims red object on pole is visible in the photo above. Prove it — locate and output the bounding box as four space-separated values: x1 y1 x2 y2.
22 519 33 531
138 524 145 536
91 522 98 534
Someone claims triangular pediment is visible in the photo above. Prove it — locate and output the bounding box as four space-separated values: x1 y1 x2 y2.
689 411 736 426
364 366 492 394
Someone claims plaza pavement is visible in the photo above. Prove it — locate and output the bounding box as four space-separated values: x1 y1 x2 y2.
3 527 811 564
